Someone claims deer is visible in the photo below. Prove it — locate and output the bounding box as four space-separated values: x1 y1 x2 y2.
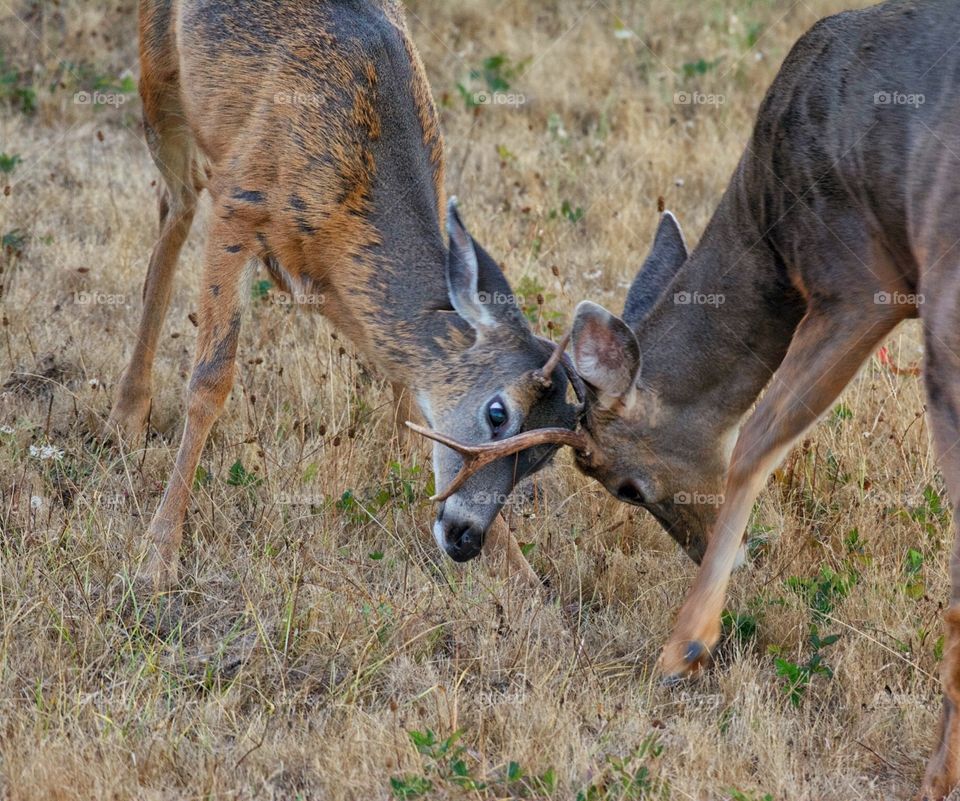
408 0 960 795
106 0 584 589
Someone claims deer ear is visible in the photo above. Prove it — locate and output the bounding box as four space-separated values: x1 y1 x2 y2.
571 301 641 399
446 197 494 331
622 210 688 328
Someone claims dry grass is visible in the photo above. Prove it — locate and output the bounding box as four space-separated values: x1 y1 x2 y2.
0 1 947 799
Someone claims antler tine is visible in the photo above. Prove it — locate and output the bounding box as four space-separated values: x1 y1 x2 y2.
560 350 587 406
406 421 589 502
535 331 572 387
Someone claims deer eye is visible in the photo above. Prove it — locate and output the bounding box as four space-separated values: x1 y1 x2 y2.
486 398 508 430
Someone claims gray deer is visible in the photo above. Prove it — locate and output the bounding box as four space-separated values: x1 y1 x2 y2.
106 0 581 586
414 1 960 795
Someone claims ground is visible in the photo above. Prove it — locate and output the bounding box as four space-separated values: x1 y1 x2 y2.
0 1 948 799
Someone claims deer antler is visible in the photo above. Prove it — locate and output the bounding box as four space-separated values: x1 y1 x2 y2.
406 421 590 501
534 332 570 387
534 331 587 407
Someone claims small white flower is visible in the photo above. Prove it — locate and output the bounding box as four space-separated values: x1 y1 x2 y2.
0 425 13 435
88 378 101 389
30 496 44 511
29 444 64 461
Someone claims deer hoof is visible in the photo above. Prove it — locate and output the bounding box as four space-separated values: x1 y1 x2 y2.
658 635 715 682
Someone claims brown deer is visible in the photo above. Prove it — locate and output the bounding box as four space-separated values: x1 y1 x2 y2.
107 0 581 587
410 0 960 795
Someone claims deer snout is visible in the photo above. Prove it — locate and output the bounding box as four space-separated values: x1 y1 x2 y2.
433 503 485 562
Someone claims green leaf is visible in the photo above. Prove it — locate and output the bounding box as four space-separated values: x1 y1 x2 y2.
389 775 432 799
721 609 758 642
252 279 273 300
408 729 436 753
536 767 557 792
832 402 853 423
226 459 260 487
561 199 584 223
0 152 21 173
2 229 26 254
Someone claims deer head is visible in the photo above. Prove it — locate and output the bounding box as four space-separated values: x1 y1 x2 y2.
412 200 583 563
567 211 735 562
413 211 735 563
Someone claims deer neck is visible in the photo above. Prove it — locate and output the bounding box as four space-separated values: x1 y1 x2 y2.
636 179 806 431
316 192 472 392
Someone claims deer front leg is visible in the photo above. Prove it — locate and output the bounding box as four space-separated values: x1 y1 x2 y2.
659 304 898 678
138 228 252 587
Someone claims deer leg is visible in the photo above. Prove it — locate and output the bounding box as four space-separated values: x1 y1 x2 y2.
106 121 199 441
391 381 419 454
484 513 539 586
919 302 960 800
138 226 252 587
659 303 899 678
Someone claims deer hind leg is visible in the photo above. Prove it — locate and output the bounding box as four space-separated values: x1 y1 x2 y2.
105 101 201 441
919 296 960 800
139 220 252 587
659 302 900 678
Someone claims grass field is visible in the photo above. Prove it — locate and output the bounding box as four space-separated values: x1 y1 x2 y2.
0 1 948 799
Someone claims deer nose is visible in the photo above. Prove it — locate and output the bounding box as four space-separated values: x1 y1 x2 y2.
443 520 484 562
616 480 646 505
